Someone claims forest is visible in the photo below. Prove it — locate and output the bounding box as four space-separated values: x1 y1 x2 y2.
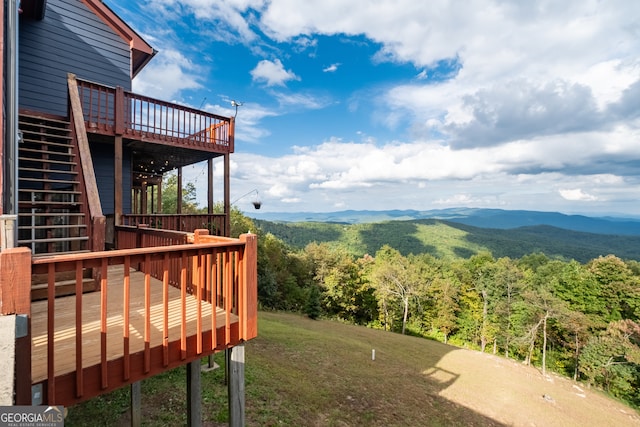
242 214 640 407
165 175 640 407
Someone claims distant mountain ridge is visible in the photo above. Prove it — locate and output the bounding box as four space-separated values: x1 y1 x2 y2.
250 208 640 236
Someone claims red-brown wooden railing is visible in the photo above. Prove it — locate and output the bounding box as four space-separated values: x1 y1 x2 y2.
75 78 233 152
28 229 257 406
68 74 106 252
122 214 226 236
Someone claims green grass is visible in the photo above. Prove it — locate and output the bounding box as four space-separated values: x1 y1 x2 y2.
66 312 639 426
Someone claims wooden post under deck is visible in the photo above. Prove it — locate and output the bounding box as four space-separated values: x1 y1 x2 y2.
157 179 162 214
130 381 141 427
115 136 123 225
141 183 147 215
223 154 230 237
208 159 214 215
228 344 245 427
187 360 201 426
177 167 183 214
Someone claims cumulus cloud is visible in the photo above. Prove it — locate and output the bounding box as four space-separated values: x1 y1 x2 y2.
271 91 332 109
559 189 599 202
133 49 202 99
145 0 264 44
126 0 640 214
203 101 278 143
202 142 640 213
250 59 300 86
446 80 603 148
254 1 640 143
186 139 640 213
323 63 340 73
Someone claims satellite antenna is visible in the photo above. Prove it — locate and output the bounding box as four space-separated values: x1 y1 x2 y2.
231 100 243 118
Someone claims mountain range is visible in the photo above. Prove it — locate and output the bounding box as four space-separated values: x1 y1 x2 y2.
249 208 640 236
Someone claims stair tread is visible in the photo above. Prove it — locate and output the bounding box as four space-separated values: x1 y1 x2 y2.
18 202 83 208
19 177 80 184
19 115 71 126
19 189 81 194
19 167 78 174
19 236 89 244
18 212 85 217
19 157 77 166
21 131 71 140
19 147 74 155
21 138 73 147
18 224 87 230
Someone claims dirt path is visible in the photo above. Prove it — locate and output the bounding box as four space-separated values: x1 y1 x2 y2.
433 349 640 426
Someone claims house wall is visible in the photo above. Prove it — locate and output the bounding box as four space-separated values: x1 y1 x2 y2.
90 141 132 215
19 0 131 117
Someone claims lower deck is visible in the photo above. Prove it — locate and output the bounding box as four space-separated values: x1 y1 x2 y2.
30 265 238 405
0 231 257 407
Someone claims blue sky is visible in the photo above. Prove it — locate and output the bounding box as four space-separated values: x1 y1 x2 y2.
107 0 640 216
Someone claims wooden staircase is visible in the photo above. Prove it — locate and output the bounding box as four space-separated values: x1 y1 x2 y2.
18 114 89 256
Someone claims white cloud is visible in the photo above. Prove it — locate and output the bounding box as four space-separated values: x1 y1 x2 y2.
132 49 202 99
183 131 640 214
292 36 317 54
559 189 599 202
122 0 640 215
203 101 278 143
323 63 340 73
255 1 640 143
145 0 264 44
250 59 300 86
271 91 330 109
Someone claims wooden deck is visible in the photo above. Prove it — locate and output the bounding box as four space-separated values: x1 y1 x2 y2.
31 266 236 383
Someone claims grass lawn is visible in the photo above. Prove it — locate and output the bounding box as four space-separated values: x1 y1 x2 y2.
66 311 640 426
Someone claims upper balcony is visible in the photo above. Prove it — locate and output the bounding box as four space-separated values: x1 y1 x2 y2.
73 76 234 184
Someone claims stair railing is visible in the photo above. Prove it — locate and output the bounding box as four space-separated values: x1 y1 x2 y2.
67 73 106 252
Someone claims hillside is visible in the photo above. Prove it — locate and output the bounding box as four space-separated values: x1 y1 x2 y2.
68 311 640 426
250 208 640 236
254 218 640 262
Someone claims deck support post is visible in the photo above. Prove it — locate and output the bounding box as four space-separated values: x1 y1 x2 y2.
223 154 230 237
228 343 245 427
207 159 214 214
141 183 148 215
177 167 183 214
114 136 123 226
187 360 202 427
130 381 141 427
157 178 162 214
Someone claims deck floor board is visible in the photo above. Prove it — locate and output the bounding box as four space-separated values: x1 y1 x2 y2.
31 266 231 383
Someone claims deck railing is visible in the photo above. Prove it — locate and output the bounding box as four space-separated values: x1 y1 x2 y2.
23 229 257 406
74 78 233 152
122 214 226 236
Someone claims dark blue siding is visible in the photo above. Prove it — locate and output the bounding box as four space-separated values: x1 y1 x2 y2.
19 0 131 116
90 142 132 215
